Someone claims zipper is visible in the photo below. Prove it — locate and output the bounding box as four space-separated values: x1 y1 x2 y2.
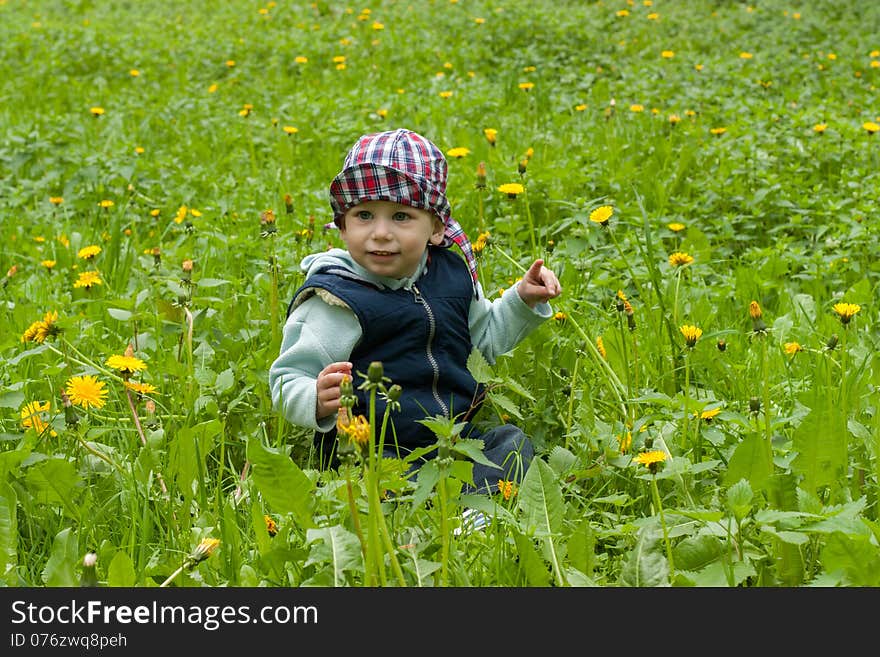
412 284 448 416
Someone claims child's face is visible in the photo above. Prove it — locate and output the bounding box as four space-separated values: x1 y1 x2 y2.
339 200 445 279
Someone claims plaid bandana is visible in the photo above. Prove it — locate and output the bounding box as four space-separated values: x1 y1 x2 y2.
328 129 478 290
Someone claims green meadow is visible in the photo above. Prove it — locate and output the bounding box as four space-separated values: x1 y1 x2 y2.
1 0 879 587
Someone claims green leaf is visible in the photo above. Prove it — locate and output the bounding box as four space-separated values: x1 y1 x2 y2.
246 439 315 528
619 529 669 587
820 533 880 586
304 526 362 586
107 308 132 321
723 433 772 491
42 527 78 587
107 551 136 587
489 392 523 420
513 531 551 586
565 518 595 578
466 347 494 384
517 458 563 538
0 483 18 586
672 534 723 572
196 277 231 288
24 458 81 508
501 376 535 401
451 438 497 467
792 408 847 495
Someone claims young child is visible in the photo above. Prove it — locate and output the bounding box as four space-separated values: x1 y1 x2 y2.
269 128 561 494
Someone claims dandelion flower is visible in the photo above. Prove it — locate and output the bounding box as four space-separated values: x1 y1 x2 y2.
77 245 102 260
124 381 158 395
337 413 370 446
596 335 607 359
483 128 498 146
106 354 148 375
697 407 721 422
496 479 518 501
73 271 102 289
784 342 802 355
739 52 753 59
90 107 105 116
710 127 727 136
749 301 762 319
813 123 828 133
863 122 880 135
661 50 675 59
633 450 667 471
680 324 702 347
439 91 453 99
41 260 56 269
630 104 644 112
589 205 613 226
50 196 64 205
65 375 108 410
264 515 278 537
98 200 114 208
446 147 471 158
668 252 694 267
21 401 57 437
192 538 221 563
20 310 60 344
497 183 524 199
553 311 567 322
668 114 681 125
283 126 298 135
518 82 535 91
833 302 861 325
667 222 685 231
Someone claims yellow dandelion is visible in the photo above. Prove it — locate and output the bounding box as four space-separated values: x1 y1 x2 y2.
749 301 762 319
20 310 60 344
668 252 694 267
49 196 64 205
124 381 158 395
630 104 644 112
106 354 148 375
439 90 453 99
633 450 667 469
518 82 535 91
618 431 632 453
446 147 471 158
739 52 753 59
553 311 567 323
833 302 861 325
680 324 702 347
497 183 524 199
283 126 298 135
41 260 56 269
697 407 722 422
98 199 114 208
668 114 682 125
863 122 880 135
337 413 370 446
484 128 498 145
264 515 278 537
589 205 614 226
813 123 828 133
784 342 802 355
575 104 587 111
77 245 102 260
496 479 518 501
21 401 57 437
710 127 727 136
616 9 630 17
73 271 102 289
192 538 220 563
596 336 607 359
65 375 108 410
661 50 675 59
667 222 685 231
90 107 105 116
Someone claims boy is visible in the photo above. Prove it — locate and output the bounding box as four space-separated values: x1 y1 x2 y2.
269 128 561 494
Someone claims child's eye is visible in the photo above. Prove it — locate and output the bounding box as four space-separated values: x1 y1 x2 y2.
356 210 372 221
392 212 410 222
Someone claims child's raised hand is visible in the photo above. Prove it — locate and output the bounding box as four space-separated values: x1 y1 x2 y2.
517 258 562 309
316 361 353 420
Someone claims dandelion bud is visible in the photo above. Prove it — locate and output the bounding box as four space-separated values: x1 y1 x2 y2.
626 308 637 332
749 397 761 414
387 384 402 403
716 339 727 352
340 374 353 398
367 361 384 384
181 259 193 273
151 247 161 266
61 390 79 428
475 161 487 189
518 158 528 175
284 194 294 214
749 301 762 319
80 552 99 587
825 334 839 351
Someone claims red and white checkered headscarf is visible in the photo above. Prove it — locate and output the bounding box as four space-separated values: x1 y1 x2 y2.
329 129 478 289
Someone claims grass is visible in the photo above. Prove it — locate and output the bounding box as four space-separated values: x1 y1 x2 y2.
1 0 879 587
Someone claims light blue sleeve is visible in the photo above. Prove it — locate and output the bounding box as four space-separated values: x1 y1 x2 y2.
469 281 553 364
269 295 362 432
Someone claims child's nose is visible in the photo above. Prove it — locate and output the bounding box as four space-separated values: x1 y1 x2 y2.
371 217 393 238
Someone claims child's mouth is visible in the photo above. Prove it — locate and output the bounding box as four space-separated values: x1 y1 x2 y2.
369 251 397 257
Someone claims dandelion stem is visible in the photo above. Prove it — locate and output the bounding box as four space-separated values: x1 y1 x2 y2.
125 387 168 496
650 476 676 578
564 353 581 451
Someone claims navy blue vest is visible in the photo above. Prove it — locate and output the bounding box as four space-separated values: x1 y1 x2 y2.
289 246 485 463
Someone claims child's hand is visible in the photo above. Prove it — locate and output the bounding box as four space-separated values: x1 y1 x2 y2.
316 361 353 421
517 259 562 309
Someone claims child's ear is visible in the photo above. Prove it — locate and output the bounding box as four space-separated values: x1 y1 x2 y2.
428 218 445 245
